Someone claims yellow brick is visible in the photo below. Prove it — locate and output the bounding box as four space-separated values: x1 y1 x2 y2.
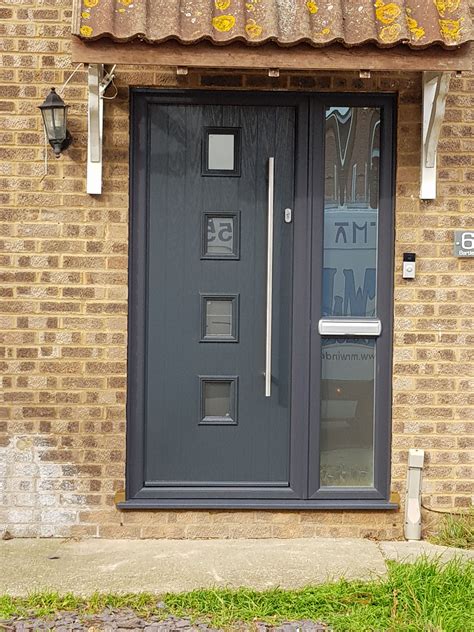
1 9 472 538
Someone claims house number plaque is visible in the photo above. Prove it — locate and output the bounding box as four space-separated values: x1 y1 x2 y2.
454 231 474 257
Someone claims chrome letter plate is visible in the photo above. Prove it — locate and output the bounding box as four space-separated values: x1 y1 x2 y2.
318 318 382 337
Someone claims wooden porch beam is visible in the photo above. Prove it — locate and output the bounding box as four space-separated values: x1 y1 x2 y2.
71 38 472 73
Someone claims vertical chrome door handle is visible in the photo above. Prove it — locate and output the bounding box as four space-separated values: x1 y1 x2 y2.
265 157 275 397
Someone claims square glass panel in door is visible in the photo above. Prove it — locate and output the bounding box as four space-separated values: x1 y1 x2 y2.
202 212 240 259
200 377 238 425
322 107 380 318
202 127 241 176
201 294 239 342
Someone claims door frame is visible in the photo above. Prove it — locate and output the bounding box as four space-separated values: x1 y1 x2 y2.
122 89 398 511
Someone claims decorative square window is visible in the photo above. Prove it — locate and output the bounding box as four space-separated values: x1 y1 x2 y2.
200 294 239 342
199 376 238 425
202 127 241 176
202 211 240 260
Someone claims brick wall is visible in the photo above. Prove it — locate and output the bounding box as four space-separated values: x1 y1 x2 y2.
0 0 472 539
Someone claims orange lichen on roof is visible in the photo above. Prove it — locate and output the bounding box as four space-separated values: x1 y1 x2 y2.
72 0 472 49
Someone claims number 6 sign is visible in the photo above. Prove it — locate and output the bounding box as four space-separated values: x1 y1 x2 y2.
454 231 474 257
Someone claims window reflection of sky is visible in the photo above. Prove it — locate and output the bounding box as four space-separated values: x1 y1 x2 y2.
326 106 351 118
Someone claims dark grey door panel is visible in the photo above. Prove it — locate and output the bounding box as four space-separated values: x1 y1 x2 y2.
131 93 305 499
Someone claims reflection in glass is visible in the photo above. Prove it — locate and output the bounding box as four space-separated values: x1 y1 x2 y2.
206 216 234 255
208 133 235 170
203 381 232 418
320 338 375 487
206 299 232 337
322 107 380 318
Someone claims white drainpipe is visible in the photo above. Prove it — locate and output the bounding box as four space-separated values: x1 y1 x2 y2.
404 449 425 541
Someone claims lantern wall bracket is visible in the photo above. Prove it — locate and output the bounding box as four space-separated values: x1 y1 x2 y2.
420 71 451 200
87 63 115 195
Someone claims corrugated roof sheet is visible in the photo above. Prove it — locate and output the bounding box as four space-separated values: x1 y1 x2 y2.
73 0 472 49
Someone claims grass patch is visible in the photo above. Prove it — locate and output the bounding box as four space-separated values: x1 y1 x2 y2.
430 508 474 550
166 557 474 630
1 557 473 631
0 592 161 621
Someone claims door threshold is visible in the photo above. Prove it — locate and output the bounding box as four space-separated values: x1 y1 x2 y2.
118 499 399 510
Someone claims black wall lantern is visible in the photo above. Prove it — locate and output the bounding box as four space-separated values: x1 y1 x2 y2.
39 87 72 157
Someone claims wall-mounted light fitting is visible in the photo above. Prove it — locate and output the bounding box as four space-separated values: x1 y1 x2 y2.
38 87 72 157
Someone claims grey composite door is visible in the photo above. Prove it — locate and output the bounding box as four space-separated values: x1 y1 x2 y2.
127 91 395 508
128 92 308 500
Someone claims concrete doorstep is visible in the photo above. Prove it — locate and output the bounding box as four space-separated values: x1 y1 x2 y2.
1 537 472 597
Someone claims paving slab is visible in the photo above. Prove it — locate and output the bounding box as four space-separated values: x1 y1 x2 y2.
379 539 474 563
0 538 472 597
1 538 385 596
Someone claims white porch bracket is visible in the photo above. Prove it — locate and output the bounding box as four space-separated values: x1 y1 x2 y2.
420 71 451 200
87 63 115 195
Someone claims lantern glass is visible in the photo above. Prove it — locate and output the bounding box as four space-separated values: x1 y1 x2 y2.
42 106 66 142
39 88 69 151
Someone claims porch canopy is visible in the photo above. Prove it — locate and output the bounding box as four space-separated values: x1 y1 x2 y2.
71 0 473 71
